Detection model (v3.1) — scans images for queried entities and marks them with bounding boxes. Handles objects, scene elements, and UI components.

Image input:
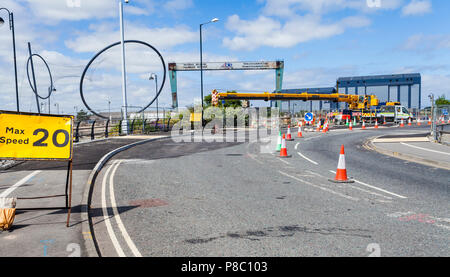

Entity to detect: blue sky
[0,0,448,114]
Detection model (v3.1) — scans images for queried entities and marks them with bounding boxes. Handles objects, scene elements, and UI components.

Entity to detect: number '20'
[33,129,70,148]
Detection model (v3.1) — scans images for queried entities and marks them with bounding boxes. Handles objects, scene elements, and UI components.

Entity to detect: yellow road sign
[0,111,73,160]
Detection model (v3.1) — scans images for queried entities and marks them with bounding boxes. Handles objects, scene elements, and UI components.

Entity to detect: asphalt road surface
[90,126,449,257]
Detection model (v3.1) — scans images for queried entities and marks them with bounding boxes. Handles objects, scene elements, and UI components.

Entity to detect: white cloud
[401,0,432,16]
[65,22,197,53]
[402,34,450,52]
[164,0,193,11]
[261,0,404,16]
[23,0,153,23]
[223,14,370,51]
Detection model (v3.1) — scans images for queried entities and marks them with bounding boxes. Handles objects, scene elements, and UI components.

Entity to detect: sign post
[0,110,74,227]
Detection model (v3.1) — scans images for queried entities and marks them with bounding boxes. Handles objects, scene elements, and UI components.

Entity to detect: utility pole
[119,0,128,134]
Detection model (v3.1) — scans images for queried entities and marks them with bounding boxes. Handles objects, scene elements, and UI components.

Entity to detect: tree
[204,90,242,108]
[76,109,91,122]
[435,95,450,106]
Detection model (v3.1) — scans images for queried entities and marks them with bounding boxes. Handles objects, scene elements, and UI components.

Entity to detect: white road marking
[0,171,41,198]
[278,158,291,165]
[102,160,126,257]
[400,142,450,156]
[307,170,392,200]
[297,152,319,165]
[109,160,143,257]
[247,153,264,164]
[295,143,299,150]
[329,170,407,199]
[279,171,359,201]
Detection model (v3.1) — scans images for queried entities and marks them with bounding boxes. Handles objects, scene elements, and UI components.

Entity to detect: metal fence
[72,117,176,143]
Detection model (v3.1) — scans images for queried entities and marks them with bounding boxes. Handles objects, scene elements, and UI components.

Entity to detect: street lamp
[149,73,159,123]
[119,0,129,134]
[0,7,19,112]
[199,17,219,127]
[47,86,56,114]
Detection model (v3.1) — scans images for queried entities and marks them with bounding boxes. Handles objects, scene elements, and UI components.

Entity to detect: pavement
[87,125,449,257]
[0,135,165,257]
[368,131,450,170]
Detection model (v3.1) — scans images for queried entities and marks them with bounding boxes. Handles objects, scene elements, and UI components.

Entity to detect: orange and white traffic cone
[316,121,321,132]
[428,118,431,125]
[279,134,291,158]
[400,119,404,127]
[286,125,293,141]
[362,120,366,130]
[408,118,412,126]
[297,125,303,138]
[374,120,378,129]
[329,145,354,183]
[417,119,421,126]
[349,121,353,131]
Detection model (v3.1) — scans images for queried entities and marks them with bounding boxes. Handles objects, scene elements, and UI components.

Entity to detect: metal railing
[72,117,175,143]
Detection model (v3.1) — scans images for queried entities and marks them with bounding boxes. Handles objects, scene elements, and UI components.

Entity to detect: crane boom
[212,90,379,110]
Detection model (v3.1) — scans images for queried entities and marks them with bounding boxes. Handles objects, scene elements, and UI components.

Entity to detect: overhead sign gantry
[168,61,284,108]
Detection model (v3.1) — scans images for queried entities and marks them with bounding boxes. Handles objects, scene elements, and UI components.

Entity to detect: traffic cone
[374,120,378,129]
[362,120,366,130]
[417,119,421,126]
[276,131,282,152]
[428,118,431,125]
[316,121,321,132]
[349,121,353,131]
[279,134,291,158]
[297,124,303,138]
[408,118,412,126]
[329,145,354,183]
[286,125,293,141]
[400,119,404,127]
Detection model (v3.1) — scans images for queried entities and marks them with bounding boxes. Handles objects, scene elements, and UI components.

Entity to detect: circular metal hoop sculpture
[26,53,54,100]
[79,40,166,119]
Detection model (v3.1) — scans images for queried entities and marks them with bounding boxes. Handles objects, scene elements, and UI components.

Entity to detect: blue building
[277,73,421,112]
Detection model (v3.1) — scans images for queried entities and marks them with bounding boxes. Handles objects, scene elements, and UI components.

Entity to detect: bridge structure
[168,61,284,108]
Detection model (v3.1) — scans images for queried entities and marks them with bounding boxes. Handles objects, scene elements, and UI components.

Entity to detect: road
[89,126,449,257]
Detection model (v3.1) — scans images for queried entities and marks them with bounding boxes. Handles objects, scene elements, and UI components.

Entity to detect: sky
[0,0,449,115]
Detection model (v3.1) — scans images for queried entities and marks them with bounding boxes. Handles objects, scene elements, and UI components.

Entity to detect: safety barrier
[436,123,450,145]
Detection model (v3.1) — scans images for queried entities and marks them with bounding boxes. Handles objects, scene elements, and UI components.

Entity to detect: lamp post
[47,86,55,114]
[119,0,129,134]
[0,8,19,112]
[199,17,219,127]
[149,73,159,122]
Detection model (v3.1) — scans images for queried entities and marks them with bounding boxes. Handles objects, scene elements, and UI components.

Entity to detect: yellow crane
[211,89,379,110]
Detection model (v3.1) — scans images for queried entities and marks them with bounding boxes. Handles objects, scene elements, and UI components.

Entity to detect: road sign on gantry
[0,111,73,160]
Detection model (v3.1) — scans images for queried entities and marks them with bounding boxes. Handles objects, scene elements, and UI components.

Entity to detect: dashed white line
[0,170,41,198]
[295,143,299,150]
[278,158,291,165]
[279,171,359,201]
[297,152,319,165]
[329,170,407,199]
